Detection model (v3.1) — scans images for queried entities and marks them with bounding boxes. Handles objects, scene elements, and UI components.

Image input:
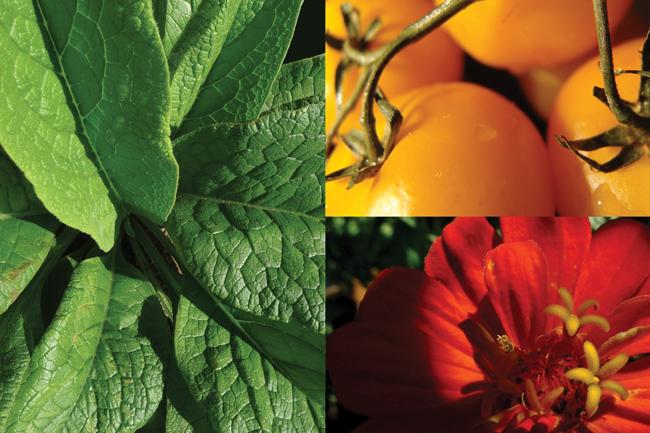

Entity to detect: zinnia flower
[327,217,650,433]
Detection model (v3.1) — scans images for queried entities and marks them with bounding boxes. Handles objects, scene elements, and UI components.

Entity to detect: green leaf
[158,0,242,128]
[0,152,57,314]
[262,55,325,112]
[4,255,169,433]
[0,286,43,433]
[168,96,324,331]
[166,90,324,430]
[0,0,178,251]
[172,297,325,432]
[178,0,304,132]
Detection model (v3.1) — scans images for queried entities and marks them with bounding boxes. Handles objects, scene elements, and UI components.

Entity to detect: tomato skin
[326,0,463,131]
[434,0,633,72]
[326,83,555,216]
[547,38,648,216]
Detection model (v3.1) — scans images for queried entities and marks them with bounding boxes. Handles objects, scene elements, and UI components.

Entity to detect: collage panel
[325,0,650,216]
[326,217,650,432]
[0,1,325,432]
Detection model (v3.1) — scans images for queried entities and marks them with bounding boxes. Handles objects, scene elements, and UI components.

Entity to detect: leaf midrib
[177,191,322,221]
[33,0,126,211]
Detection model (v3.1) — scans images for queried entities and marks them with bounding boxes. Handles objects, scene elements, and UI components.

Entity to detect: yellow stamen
[577,299,599,315]
[585,384,602,418]
[600,326,646,354]
[566,367,598,384]
[600,379,629,400]
[558,287,574,312]
[541,386,565,409]
[583,341,600,373]
[565,341,630,418]
[598,353,629,378]
[566,314,580,337]
[545,289,610,337]
[544,304,570,321]
[524,379,543,413]
[580,315,611,333]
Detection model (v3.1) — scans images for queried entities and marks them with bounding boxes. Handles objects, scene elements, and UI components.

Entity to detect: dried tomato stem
[359,0,477,164]
[592,0,647,127]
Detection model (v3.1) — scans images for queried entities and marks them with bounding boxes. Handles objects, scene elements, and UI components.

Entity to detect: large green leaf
[0,286,42,433]
[4,256,169,433]
[166,62,324,429]
[158,0,242,128]
[168,96,324,332]
[0,0,178,251]
[171,298,325,432]
[262,55,325,112]
[178,0,304,133]
[0,152,56,315]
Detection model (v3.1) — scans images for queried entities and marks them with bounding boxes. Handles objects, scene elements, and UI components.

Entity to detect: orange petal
[574,219,650,318]
[484,241,551,349]
[500,217,590,293]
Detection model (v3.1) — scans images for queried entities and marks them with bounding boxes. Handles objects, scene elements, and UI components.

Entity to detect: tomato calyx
[326,0,477,188]
[556,2,650,173]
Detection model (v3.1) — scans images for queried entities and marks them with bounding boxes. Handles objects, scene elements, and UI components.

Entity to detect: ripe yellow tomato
[547,38,648,215]
[326,83,555,216]
[434,0,633,72]
[326,0,463,131]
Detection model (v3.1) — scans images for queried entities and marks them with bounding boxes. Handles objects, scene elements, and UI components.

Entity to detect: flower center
[476,288,630,432]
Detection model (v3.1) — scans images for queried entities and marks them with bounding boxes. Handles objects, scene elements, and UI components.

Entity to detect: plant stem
[130,236,174,320]
[592,0,646,127]
[358,0,477,163]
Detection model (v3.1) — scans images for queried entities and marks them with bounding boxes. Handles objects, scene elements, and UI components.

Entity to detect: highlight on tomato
[326,0,463,131]
[434,0,633,72]
[326,82,555,216]
[547,37,649,215]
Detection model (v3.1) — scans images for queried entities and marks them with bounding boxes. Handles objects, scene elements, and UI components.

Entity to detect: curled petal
[584,341,600,373]
[544,304,570,321]
[558,287,574,311]
[577,299,599,315]
[566,367,596,384]
[598,353,630,378]
[580,314,611,333]
[566,314,580,337]
[600,379,629,400]
[524,379,543,413]
[586,384,602,418]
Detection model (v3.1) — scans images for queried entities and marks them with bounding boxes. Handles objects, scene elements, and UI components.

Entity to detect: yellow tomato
[326,83,555,216]
[435,0,633,72]
[547,38,649,215]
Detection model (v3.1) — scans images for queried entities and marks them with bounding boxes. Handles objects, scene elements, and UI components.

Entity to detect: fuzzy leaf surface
[0,286,42,432]
[166,66,324,429]
[0,0,178,251]
[4,256,168,433]
[178,0,303,132]
[262,55,325,112]
[0,153,56,314]
[158,0,242,128]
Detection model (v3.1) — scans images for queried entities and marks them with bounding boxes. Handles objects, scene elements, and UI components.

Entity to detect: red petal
[592,295,650,357]
[424,217,502,333]
[485,241,551,349]
[327,268,483,417]
[573,219,650,316]
[500,217,590,293]
[587,357,650,433]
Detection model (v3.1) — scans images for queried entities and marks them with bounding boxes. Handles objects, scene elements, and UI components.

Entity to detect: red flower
[328,218,650,433]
